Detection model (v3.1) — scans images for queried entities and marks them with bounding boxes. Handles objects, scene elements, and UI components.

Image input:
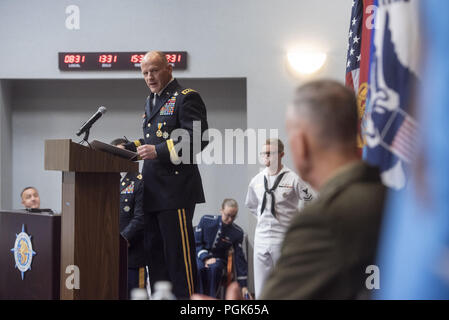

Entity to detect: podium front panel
[0,211,61,299]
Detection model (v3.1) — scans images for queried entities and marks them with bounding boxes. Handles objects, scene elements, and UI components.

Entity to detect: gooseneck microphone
[76,106,107,136]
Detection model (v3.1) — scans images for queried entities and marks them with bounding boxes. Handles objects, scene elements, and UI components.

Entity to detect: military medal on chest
[156,123,163,137]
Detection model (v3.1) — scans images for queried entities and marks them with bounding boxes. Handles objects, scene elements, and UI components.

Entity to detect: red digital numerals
[98,55,117,63]
[130,54,144,63]
[165,54,181,63]
[64,55,85,64]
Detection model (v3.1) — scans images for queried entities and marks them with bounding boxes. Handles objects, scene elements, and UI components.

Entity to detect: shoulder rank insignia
[181,88,196,95]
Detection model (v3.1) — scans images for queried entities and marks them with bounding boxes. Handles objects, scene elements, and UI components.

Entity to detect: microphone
[76,106,107,136]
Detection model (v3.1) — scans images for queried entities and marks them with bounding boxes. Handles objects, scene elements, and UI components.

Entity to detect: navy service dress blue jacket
[119,172,145,268]
[195,215,248,288]
[125,79,209,212]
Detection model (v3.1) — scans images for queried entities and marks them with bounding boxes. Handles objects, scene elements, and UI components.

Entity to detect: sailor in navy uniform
[124,51,208,299]
[194,199,249,298]
[112,138,146,298]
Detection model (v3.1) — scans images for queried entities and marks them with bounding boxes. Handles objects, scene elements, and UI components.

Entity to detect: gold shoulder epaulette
[181,88,196,95]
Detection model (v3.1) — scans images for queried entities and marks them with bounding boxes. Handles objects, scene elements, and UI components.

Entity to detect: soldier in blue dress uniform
[120,171,146,297]
[194,199,250,298]
[112,138,146,298]
[124,51,208,299]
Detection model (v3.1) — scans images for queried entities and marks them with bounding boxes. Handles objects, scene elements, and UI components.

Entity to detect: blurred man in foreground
[193,79,387,300]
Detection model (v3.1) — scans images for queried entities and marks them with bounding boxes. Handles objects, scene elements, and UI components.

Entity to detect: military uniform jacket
[194,215,248,287]
[260,161,387,299]
[126,79,209,212]
[245,166,316,245]
[120,172,145,268]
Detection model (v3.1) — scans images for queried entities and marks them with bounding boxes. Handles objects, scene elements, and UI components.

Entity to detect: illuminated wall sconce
[287,50,327,76]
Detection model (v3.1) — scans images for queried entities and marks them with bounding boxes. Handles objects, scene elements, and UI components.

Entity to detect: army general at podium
[125,51,208,299]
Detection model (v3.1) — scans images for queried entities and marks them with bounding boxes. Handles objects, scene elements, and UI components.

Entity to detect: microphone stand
[78,127,92,148]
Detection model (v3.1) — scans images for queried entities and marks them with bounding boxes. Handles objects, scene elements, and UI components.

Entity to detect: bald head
[143,51,169,66]
[141,51,173,94]
[291,80,358,149]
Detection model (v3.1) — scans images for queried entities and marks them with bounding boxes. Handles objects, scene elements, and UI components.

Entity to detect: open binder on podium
[90,140,139,161]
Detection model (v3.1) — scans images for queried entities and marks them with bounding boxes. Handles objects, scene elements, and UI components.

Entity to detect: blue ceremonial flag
[363,0,420,189]
[375,0,449,299]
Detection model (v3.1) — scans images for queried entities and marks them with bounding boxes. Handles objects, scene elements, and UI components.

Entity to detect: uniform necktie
[260,171,287,217]
[151,94,158,114]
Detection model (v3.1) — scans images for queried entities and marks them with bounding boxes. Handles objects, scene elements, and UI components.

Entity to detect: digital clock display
[58,52,187,71]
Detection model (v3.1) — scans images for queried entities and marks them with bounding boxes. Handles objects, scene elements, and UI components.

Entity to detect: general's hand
[137,144,157,160]
[205,258,217,268]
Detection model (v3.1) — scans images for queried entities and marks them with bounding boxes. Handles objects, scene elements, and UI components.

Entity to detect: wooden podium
[45,139,138,300]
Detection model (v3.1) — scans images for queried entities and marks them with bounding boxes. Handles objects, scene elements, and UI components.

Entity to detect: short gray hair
[292,80,358,147]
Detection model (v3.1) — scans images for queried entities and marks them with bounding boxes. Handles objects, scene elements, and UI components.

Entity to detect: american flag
[390,113,419,164]
[345,0,363,92]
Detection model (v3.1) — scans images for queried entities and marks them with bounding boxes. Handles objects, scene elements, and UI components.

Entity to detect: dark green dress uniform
[260,161,387,299]
[125,78,208,299]
[119,172,145,297]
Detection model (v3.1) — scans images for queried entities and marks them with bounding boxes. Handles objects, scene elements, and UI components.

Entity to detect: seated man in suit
[21,186,40,209]
[194,199,250,298]
[111,138,146,298]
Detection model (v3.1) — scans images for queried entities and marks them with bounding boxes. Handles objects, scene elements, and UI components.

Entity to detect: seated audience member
[21,186,40,209]
[111,138,146,298]
[259,80,387,299]
[194,199,250,298]
[192,80,387,300]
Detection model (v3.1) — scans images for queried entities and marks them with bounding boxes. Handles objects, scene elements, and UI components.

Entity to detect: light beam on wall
[287,50,327,75]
